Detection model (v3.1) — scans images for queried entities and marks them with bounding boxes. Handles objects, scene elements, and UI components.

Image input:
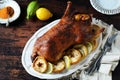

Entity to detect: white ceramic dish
[21,19,102,79]
[0,0,21,24]
[90,0,120,15]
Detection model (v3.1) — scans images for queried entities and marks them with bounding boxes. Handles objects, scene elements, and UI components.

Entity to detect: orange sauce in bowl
[0,6,14,19]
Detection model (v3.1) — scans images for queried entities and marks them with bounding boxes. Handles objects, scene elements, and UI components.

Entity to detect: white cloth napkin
[79,18,120,80]
[99,32,120,75]
[99,32,120,80]
[99,64,112,74]
[80,71,112,80]
[101,54,120,63]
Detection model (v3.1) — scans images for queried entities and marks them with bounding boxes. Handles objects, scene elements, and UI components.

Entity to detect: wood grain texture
[0,0,120,80]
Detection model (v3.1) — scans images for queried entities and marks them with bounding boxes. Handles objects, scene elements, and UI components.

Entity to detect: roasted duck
[32,1,104,62]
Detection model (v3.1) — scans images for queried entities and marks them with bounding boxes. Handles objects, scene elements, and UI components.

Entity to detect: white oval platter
[21,19,102,79]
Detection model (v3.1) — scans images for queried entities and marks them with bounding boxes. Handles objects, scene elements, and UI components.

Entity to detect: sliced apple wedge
[68,49,82,64]
[74,44,88,56]
[32,56,48,73]
[85,42,93,54]
[91,40,98,50]
[81,45,88,56]
[73,44,83,49]
[45,62,53,74]
[63,56,71,69]
[53,60,65,73]
[78,49,85,58]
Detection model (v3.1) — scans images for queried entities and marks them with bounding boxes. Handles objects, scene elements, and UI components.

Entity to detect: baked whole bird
[31,1,104,62]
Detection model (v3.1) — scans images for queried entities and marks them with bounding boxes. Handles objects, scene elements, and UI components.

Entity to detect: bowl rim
[90,0,120,15]
[0,0,21,24]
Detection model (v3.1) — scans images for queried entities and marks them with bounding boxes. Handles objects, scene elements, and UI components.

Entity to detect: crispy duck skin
[32,1,104,62]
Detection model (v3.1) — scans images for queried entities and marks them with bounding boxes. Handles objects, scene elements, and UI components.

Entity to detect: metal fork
[84,33,118,75]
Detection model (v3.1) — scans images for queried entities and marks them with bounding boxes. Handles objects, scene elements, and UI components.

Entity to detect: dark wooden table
[0,0,120,80]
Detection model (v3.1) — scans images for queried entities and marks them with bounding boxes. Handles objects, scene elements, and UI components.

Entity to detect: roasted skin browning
[32,1,104,62]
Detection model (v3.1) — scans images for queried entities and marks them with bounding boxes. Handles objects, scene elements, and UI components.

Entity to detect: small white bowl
[90,0,120,15]
[0,0,21,24]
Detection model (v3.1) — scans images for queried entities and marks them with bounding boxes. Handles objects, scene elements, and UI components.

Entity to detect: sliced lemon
[32,56,48,73]
[63,56,71,69]
[45,62,53,74]
[36,8,53,21]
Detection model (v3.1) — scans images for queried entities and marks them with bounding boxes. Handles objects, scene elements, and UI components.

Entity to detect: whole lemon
[36,8,53,21]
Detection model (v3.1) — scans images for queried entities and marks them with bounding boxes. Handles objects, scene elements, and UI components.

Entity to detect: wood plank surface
[0,0,120,80]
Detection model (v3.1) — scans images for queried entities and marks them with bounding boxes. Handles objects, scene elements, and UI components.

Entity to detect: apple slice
[85,42,93,54]
[32,56,48,73]
[91,40,98,50]
[73,44,83,49]
[68,49,82,64]
[78,49,85,58]
[63,56,71,69]
[53,60,65,73]
[45,62,53,74]
[81,45,88,56]
[74,44,88,57]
